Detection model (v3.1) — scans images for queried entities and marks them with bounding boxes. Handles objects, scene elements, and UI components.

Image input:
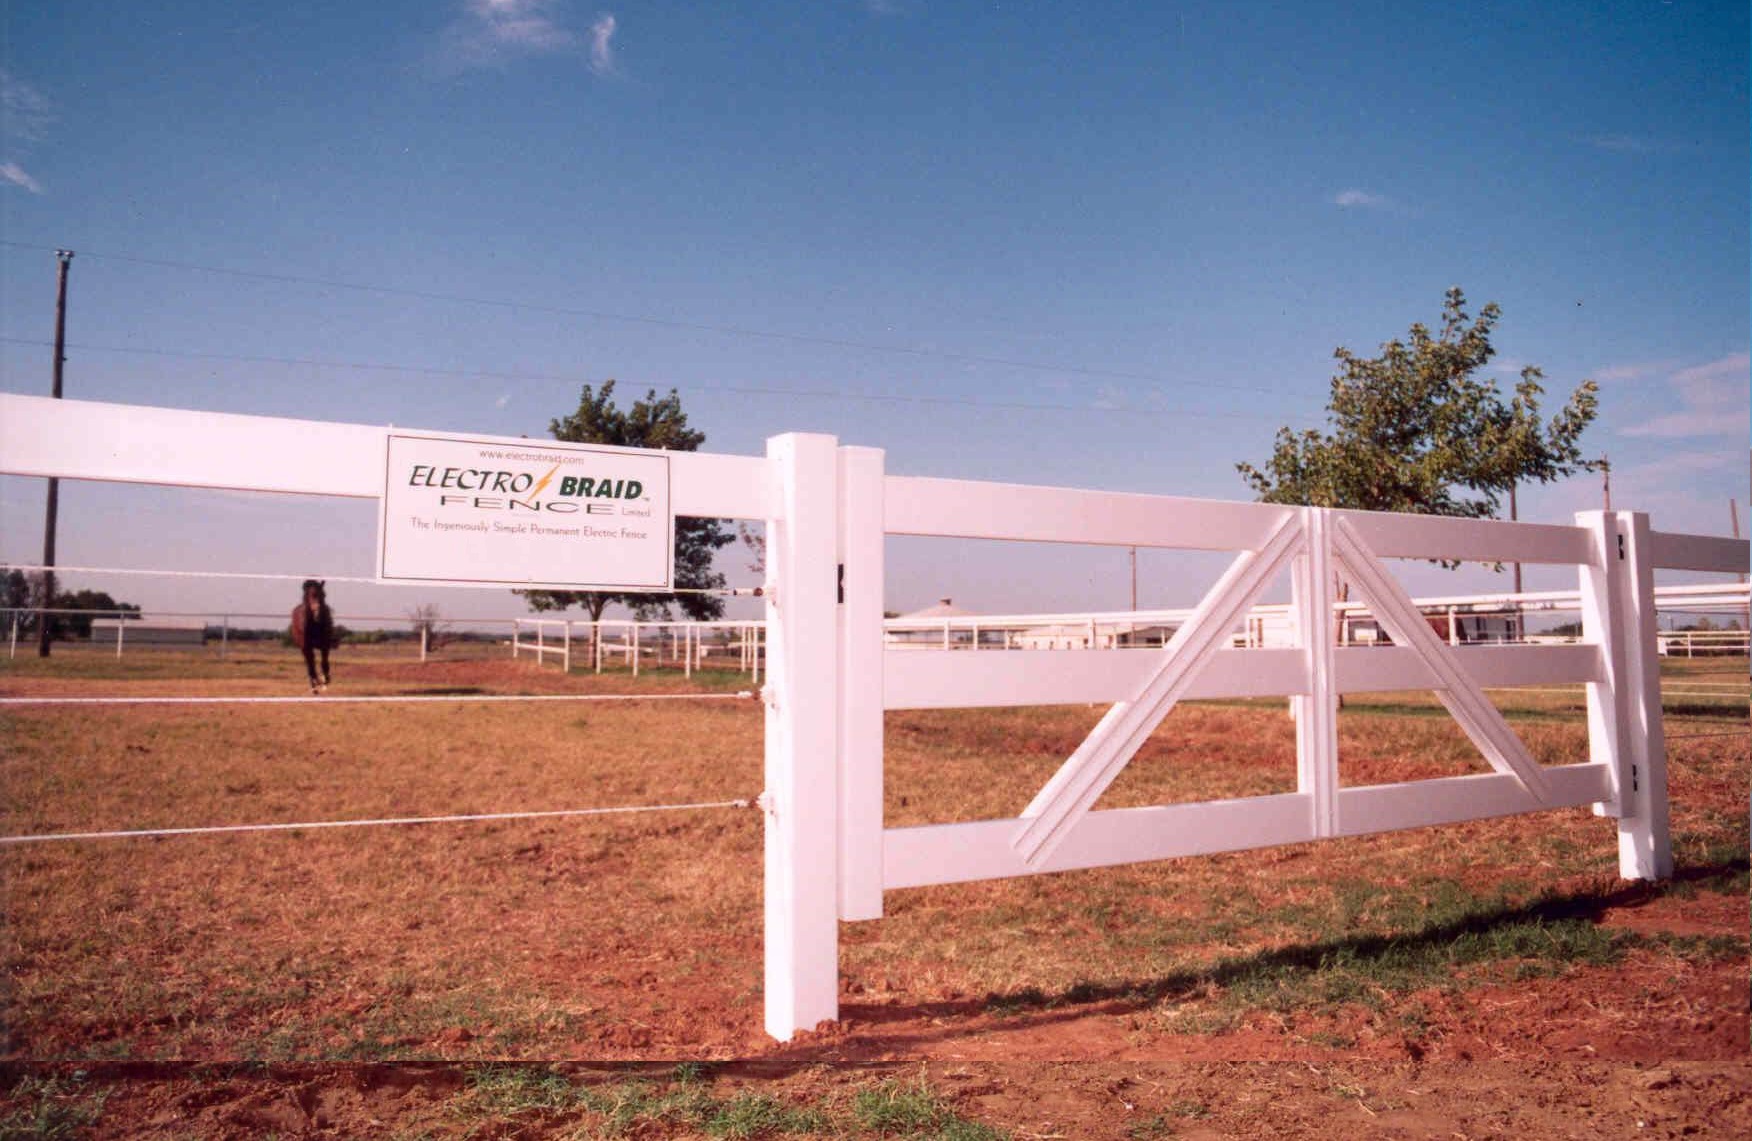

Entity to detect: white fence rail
[3,395,1747,1045]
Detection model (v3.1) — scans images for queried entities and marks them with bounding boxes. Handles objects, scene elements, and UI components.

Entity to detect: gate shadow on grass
[825,856,1749,1051]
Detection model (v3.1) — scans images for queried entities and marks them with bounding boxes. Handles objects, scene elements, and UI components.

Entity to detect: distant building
[884,598,1005,649]
[88,617,205,646]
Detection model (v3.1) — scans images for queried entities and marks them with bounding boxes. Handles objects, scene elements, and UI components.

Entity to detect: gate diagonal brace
[1011,512,1306,867]
[1331,516,1552,805]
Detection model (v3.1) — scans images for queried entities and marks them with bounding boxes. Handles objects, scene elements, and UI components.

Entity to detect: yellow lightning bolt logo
[529,464,560,498]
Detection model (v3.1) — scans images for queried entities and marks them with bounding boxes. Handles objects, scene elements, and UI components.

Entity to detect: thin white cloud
[1,69,52,143]
[1331,189,1394,211]
[1669,352,1750,388]
[0,162,42,195]
[1591,358,1676,383]
[1,69,52,196]
[1620,352,1751,439]
[1617,449,1737,484]
[1587,133,1656,154]
[588,13,617,76]
[433,1,611,74]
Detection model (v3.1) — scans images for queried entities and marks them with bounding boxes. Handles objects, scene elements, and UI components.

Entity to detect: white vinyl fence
[3,395,1746,1044]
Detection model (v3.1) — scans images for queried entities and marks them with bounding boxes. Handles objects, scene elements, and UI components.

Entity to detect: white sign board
[378,433,673,591]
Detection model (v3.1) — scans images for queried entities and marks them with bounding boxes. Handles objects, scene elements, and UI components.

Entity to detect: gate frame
[758,436,1747,1041]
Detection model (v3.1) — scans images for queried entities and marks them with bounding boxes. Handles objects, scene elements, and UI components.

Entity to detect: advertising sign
[378,433,672,590]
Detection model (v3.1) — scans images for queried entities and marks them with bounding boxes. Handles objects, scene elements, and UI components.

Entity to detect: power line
[0,237,1315,400]
[0,334,1307,423]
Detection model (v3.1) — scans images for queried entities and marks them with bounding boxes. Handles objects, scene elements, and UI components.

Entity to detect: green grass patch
[973,869,1745,1036]
[0,1075,110,1141]
[441,1067,1006,1140]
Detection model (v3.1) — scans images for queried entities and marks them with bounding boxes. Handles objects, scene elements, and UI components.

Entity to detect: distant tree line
[2,568,140,640]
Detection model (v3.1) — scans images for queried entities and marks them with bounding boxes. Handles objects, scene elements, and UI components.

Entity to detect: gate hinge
[837,563,845,604]
[1617,535,1626,561]
[1631,762,1639,792]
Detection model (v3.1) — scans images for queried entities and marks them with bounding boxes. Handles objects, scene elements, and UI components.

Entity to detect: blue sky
[1,0,1746,622]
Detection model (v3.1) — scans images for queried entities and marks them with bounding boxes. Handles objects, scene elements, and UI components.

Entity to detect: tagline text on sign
[378,433,673,590]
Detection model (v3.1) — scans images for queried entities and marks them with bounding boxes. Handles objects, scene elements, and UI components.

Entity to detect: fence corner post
[763,431,843,1041]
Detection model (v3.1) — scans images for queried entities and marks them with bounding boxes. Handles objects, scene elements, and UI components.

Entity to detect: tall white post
[631,621,640,676]
[838,445,886,921]
[563,621,572,674]
[1613,511,1673,879]
[594,622,603,673]
[221,615,229,659]
[8,612,17,660]
[763,432,843,1041]
[420,623,428,663]
[1291,508,1338,838]
[116,616,125,659]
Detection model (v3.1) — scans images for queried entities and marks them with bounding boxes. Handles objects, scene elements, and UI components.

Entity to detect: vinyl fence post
[9,612,17,660]
[1577,511,1671,879]
[631,621,640,676]
[563,621,572,674]
[1612,511,1673,880]
[116,614,125,659]
[838,444,886,922]
[1291,507,1338,839]
[420,622,429,663]
[594,622,603,674]
[763,431,843,1041]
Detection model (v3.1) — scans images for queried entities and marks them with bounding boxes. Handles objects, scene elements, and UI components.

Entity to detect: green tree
[517,381,734,624]
[1238,288,1600,521]
[1,572,142,640]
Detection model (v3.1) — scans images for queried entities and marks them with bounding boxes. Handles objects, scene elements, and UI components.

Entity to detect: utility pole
[1601,455,1611,512]
[36,249,72,658]
[1508,482,1522,595]
[1507,481,1523,643]
[1732,498,1745,587]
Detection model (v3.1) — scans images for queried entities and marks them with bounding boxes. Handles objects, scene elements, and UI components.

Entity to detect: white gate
[3,399,1746,1045]
[756,435,1749,1041]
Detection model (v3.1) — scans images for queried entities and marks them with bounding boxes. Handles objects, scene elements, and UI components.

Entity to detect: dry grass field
[1,642,1746,1138]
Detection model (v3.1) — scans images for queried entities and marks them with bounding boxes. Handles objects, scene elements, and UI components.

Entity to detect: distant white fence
[3,395,1747,1045]
[511,617,763,679]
